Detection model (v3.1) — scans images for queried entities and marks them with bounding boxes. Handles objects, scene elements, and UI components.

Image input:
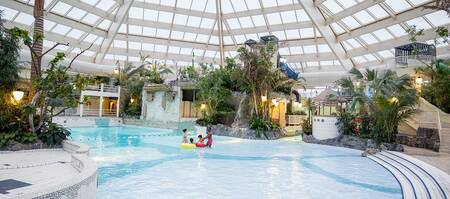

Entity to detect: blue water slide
[280,62,300,80]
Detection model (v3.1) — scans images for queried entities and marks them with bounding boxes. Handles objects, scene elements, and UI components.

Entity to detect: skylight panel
[97,19,111,30]
[364,54,377,61]
[387,24,406,37]
[346,38,362,48]
[67,29,85,39]
[279,47,290,56]
[184,32,197,41]
[303,45,316,54]
[0,6,18,20]
[84,34,98,43]
[82,13,100,25]
[209,36,219,44]
[113,40,127,48]
[200,18,215,29]
[353,10,375,24]
[221,0,234,14]
[180,48,192,55]
[128,41,142,50]
[281,11,297,24]
[245,0,260,10]
[266,13,282,25]
[385,0,411,13]
[330,23,345,34]
[196,34,209,43]
[353,56,367,63]
[251,15,266,26]
[81,0,99,6]
[342,41,353,50]
[104,54,114,60]
[425,11,450,26]
[55,44,69,51]
[192,49,204,56]
[144,9,158,21]
[94,37,103,45]
[320,60,335,66]
[156,29,170,38]
[322,1,343,14]
[128,56,140,62]
[44,20,56,31]
[204,50,217,58]
[378,50,394,58]
[290,46,303,54]
[231,0,248,12]
[336,0,356,8]
[43,40,56,48]
[158,11,173,23]
[223,36,234,45]
[177,0,192,9]
[372,29,394,41]
[143,27,156,37]
[367,4,389,19]
[52,2,71,15]
[129,7,144,19]
[317,44,331,52]
[168,46,181,54]
[160,0,176,7]
[192,0,207,11]
[239,17,254,28]
[272,31,286,40]
[205,0,216,13]
[406,17,432,30]
[285,29,300,39]
[296,10,309,21]
[245,33,259,41]
[174,14,188,25]
[307,61,319,67]
[142,43,155,51]
[118,24,126,33]
[186,16,201,27]
[360,33,378,44]
[408,0,429,6]
[341,16,360,29]
[154,45,167,52]
[300,28,314,38]
[96,0,115,11]
[67,7,86,20]
[261,0,277,8]
[129,25,143,35]
[227,18,241,29]
[234,35,246,44]
[52,24,71,35]
[171,31,184,40]
[277,0,294,6]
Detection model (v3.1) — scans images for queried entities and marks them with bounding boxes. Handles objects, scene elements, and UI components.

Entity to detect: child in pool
[181,129,188,143]
[196,135,206,147]
[189,138,194,144]
[204,127,213,147]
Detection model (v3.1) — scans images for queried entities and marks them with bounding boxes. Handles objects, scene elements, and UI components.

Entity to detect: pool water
[70,126,402,199]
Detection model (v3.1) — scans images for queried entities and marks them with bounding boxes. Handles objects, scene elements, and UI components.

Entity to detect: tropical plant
[249,116,279,138]
[416,60,450,113]
[300,118,312,135]
[37,122,71,146]
[146,63,173,84]
[335,110,356,135]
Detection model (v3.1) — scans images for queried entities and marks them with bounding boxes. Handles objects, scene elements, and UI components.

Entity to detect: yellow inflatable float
[180,143,196,149]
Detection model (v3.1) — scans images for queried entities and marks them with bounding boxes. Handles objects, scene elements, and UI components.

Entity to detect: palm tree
[146,62,173,84]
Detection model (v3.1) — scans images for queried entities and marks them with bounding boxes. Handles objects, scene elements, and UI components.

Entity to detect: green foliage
[145,63,173,84]
[287,110,307,115]
[300,118,312,135]
[335,111,356,135]
[249,116,279,138]
[417,61,450,113]
[37,123,71,147]
[0,25,24,98]
[336,68,418,143]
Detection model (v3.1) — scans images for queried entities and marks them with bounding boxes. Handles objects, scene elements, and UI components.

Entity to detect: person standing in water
[205,126,213,147]
[181,129,188,143]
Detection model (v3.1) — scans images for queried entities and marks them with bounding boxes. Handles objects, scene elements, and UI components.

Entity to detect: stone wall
[143,87,181,123]
[210,124,287,140]
[303,134,404,152]
[396,127,440,152]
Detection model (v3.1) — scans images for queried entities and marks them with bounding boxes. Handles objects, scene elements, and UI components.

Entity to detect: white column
[140,89,146,119]
[116,86,121,118]
[99,84,104,117]
[79,92,84,117]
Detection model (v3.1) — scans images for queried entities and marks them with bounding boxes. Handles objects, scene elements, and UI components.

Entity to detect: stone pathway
[403,146,450,175]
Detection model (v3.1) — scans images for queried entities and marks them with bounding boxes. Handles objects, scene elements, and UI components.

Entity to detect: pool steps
[368,151,449,199]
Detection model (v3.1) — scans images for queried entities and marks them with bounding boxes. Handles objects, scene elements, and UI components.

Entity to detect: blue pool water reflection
[70,126,402,199]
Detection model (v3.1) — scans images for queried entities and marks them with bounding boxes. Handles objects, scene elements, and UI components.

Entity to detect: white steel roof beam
[298,0,353,70]
[326,0,385,25]
[132,1,216,19]
[95,0,134,63]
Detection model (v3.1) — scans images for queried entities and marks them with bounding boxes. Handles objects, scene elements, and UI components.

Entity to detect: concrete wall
[312,116,339,140]
[143,87,181,123]
[53,116,123,127]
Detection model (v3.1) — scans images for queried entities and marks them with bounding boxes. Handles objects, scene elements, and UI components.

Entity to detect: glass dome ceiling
[0,0,449,73]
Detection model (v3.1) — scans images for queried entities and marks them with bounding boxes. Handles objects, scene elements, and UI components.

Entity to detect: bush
[37,123,71,147]
[249,116,279,138]
[301,118,312,135]
[335,111,356,135]
[287,110,307,115]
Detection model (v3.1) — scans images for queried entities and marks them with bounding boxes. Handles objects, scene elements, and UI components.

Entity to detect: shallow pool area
[70,126,402,199]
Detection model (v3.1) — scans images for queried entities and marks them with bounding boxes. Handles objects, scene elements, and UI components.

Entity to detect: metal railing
[286,115,306,126]
[84,84,119,93]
